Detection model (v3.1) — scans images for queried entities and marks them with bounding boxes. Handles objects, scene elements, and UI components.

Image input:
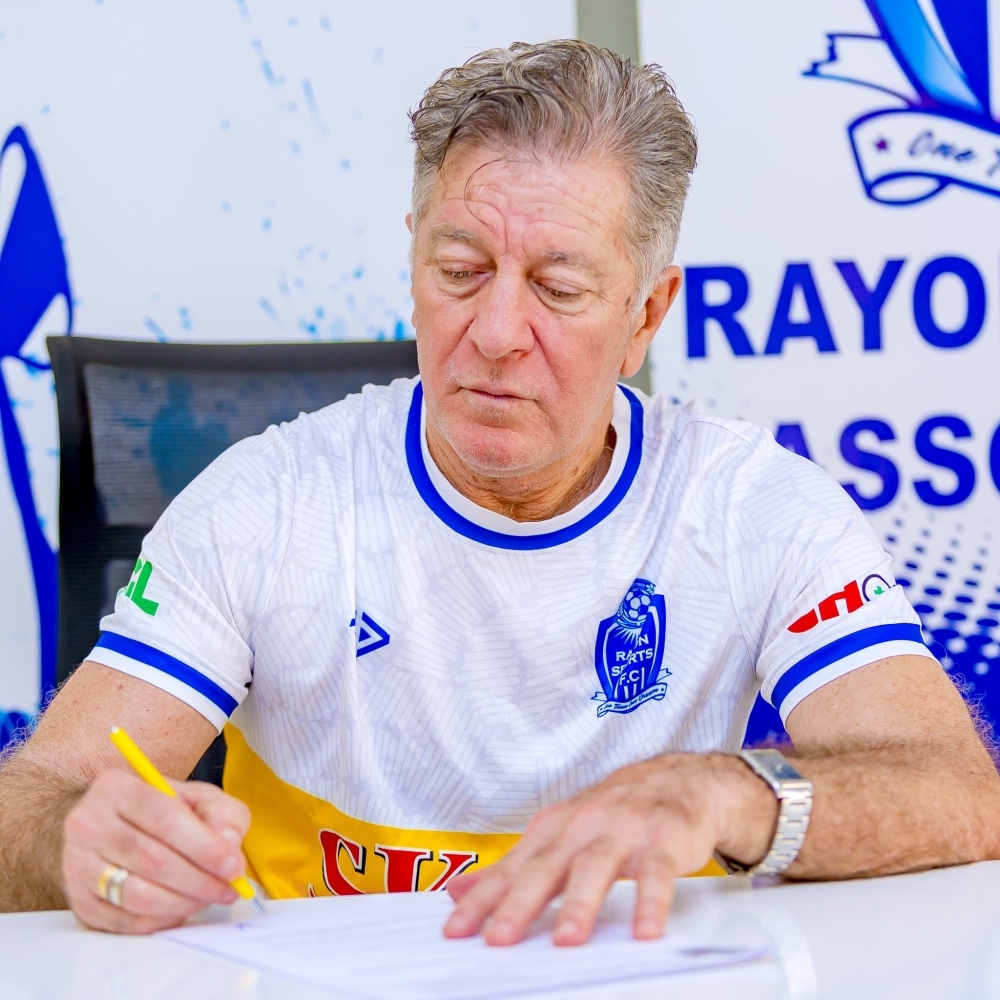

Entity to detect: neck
[425,401,617,523]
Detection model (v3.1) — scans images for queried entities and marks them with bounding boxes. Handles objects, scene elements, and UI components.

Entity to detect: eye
[537,282,582,302]
[443,269,477,280]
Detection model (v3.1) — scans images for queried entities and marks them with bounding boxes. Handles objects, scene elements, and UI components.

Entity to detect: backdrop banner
[644,0,1000,742]
[0,1,573,737]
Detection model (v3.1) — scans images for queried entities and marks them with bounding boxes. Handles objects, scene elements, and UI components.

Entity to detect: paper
[161,891,768,1000]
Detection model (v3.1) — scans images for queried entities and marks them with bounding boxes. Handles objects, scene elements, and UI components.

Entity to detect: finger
[175,780,251,848]
[481,850,573,946]
[71,887,191,935]
[111,776,244,882]
[446,869,485,902]
[632,852,677,940]
[443,865,513,939]
[91,857,211,919]
[103,817,238,905]
[552,840,625,946]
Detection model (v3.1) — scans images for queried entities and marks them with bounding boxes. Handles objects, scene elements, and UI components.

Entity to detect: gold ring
[97,864,129,908]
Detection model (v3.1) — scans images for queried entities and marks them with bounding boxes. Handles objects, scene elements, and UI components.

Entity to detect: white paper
[161,891,768,1000]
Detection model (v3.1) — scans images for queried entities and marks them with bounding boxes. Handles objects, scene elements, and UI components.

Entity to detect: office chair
[50,335,419,782]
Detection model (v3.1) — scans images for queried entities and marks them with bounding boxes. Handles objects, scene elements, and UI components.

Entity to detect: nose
[465,269,535,362]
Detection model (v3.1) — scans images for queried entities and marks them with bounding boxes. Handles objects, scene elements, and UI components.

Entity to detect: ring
[97,864,129,908]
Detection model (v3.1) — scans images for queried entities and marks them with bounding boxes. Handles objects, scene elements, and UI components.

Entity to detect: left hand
[443,752,778,946]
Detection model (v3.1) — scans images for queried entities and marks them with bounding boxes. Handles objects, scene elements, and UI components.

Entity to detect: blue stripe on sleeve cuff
[770,623,925,713]
[96,632,239,717]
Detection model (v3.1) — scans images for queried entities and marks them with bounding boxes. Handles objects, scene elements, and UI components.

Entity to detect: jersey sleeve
[86,425,296,731]
[724,432,938,725]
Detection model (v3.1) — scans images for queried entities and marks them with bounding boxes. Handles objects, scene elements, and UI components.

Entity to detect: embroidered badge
[592,579,670,717]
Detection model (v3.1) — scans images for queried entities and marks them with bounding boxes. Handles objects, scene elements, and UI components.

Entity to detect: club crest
[592,579,670,717]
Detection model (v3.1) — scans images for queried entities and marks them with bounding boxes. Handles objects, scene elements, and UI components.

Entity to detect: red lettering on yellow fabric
[374,845,433,893]
[318,829,367,895]
[428,851,479,891]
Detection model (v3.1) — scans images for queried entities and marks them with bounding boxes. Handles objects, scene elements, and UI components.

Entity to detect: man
[1,40,998,946]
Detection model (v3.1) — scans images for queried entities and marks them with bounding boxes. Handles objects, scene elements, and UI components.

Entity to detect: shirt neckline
[405,381,644,550]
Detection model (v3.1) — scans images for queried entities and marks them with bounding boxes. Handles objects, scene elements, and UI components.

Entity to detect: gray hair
[408,39,697,301]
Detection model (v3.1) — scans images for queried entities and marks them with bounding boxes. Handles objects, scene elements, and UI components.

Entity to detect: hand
[62,768,251,934]
[443,753,777,946]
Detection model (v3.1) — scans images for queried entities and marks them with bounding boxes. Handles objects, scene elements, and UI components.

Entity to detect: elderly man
[1,40,997,946]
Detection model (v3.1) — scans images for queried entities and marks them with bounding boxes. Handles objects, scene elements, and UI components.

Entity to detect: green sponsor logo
[120,557,159,616]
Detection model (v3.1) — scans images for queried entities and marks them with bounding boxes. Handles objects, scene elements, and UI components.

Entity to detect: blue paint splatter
[234,0,250,21]
[178,307,191,331]
[319,15,330,30]
[302,80,329,134]
[262,218,272,231]
[144,318,168,341]
[288,139,300,154]
[221,201,231,212]
[251,38,284,87]
[340,159,350,169]
[259,297,282,325]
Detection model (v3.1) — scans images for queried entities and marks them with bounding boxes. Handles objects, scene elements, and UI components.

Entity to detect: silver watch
[714,749,813,877]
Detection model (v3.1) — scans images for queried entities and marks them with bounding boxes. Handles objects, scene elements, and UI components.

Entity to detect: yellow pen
[109,726,265,915]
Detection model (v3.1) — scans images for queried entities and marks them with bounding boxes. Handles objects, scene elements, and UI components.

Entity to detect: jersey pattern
[88,378,934,898]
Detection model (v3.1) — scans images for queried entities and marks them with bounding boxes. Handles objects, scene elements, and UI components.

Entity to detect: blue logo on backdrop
[592,579,670,717]
[807,0,1000,205]
[0,125,72,704]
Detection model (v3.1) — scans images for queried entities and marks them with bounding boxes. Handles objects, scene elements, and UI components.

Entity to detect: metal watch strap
[714,749,814,877]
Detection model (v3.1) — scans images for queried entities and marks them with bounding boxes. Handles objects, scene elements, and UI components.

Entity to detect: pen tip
[251,896,266,916]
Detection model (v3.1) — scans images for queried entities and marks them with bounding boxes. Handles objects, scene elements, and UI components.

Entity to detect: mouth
[460,386,529,407]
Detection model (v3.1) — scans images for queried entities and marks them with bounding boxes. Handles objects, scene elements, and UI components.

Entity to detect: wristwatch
[714,749,814,877]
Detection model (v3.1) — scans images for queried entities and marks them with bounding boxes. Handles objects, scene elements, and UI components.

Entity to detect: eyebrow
[427,226,480,245]
[427,227,600,273]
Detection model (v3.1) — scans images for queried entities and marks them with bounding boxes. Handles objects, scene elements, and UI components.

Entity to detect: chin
[449,427,542,476]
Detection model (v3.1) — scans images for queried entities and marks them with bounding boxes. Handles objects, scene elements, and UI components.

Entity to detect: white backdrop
[0,0,574,717]
[644,0,1000,735]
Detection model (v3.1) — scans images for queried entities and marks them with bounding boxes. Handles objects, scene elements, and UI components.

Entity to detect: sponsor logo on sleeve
[119,557,159,616]
[592,578,671,716]
[787,573,891,633]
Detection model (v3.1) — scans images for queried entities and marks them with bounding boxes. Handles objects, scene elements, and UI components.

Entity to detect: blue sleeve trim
[96,631,239,716]
[770,623,925,712]
[405,381,644,550]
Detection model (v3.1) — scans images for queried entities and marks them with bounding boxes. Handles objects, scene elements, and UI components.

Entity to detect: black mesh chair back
[49,335,418,778]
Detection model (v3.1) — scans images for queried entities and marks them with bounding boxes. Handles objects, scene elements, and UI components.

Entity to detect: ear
[620,265,683,379]
[405,213,413,234]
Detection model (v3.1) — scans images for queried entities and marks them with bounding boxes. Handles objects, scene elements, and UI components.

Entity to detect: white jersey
[90,377,933,897]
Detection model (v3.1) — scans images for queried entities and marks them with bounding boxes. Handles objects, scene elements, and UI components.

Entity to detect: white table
[2,861,999,999]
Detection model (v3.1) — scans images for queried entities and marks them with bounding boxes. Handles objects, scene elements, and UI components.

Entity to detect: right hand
[62,767,251,933]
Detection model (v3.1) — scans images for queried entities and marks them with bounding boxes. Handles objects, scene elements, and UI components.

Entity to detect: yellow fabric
[223,724,724,898]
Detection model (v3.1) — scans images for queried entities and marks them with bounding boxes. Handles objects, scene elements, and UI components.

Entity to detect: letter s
[839,419,899,511]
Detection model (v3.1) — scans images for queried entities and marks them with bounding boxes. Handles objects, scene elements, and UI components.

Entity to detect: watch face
[752,749,805,782]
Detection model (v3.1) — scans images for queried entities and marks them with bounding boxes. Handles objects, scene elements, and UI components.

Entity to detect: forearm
[789,744,1000,878]
[0,745,85,911]
[715,742,1000,880]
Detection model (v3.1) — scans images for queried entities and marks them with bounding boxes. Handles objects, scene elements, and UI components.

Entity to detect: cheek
[412,277,473,371]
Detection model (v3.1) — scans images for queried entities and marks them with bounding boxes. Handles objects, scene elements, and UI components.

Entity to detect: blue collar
[405,382,644,550]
